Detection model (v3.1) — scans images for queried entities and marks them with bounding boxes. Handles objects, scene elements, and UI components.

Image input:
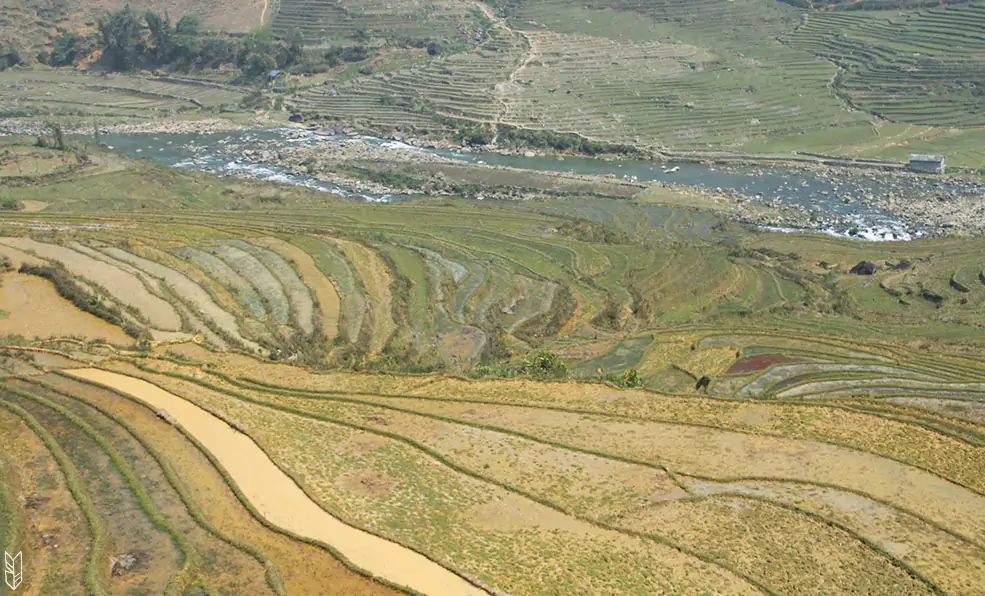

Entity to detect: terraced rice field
[4,157,985,593]
[286,0,877,151]
[270,0,482,43]
[3,336,984,594]
[0,69,245,118]
[6,194,985,371]
[274,0,985,163]
[292,27,524,128]
[784,3,985,128]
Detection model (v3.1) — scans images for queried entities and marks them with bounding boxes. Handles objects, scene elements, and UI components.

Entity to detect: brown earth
[0,272,133,344]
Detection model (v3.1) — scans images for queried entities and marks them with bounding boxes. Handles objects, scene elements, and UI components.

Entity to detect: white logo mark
[4,551,22,591]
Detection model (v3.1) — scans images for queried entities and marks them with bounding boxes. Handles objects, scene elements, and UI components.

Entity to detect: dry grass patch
[617,496,933,595]
[0,405,90,595]
[376,397,985,546]
[404,376,985,494]
[686,478,985,595]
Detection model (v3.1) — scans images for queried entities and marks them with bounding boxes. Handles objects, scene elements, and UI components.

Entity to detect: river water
[97,127,972,241]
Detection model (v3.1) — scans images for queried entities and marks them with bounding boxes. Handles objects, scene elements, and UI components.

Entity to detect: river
[97,127,976,241]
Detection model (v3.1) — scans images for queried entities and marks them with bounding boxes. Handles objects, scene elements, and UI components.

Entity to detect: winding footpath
[64,368,488,596]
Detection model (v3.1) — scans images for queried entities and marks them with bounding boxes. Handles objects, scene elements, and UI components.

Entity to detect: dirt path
[64,368,487,596]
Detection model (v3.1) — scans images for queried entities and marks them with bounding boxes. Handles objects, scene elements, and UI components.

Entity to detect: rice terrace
[2,0,985,594]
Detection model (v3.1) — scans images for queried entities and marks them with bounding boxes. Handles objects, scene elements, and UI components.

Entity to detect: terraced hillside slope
[4,0,985,163]
[281,0,985,165]
[2,329,985,594]
[2,140,985,594]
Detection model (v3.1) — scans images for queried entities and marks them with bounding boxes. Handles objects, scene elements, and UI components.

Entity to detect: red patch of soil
[727,354,801,374]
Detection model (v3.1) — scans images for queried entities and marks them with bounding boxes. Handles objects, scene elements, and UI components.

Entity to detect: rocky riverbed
[9,118,983,239]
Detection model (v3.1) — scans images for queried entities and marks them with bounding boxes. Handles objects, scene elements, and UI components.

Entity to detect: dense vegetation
[37,7,306,79]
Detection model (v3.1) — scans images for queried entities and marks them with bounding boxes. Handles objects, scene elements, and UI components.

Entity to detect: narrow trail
[64,368,489,596]
[469,0,535,132]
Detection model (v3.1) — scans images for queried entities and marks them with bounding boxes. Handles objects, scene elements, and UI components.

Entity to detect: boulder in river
[850,261,878,275]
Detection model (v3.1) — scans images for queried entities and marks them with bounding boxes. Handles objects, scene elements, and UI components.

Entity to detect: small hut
[907,154,945,174]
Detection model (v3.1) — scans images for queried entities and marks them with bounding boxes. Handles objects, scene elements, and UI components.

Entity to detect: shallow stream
[97,128,975,241]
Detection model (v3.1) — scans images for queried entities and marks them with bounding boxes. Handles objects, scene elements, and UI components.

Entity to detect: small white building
[907,154,945,174]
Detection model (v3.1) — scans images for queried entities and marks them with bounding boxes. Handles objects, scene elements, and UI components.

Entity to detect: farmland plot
[99,246,260,352]
[250,236,342,340]
[0,237,182,330]
[209,244,291,325]
[227,240,316,334]
[175,246,268,319]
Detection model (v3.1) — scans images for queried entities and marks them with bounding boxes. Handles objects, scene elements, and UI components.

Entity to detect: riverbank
[9,118,984,239]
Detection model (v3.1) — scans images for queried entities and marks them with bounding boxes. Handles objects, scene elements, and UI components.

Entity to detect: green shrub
[521,351,568,379]
[622,368,644,388]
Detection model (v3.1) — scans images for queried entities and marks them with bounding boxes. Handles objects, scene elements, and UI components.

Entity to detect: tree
[197,37,237,68]
[49,32,83,66]
[522,351,567,379]
[622,369,644,388]
[175,13,203,36]
[238,27,277,77]
[0,42,22,71]
[277,28,304,69]
[98,5,144,71]
[145,11,173,63]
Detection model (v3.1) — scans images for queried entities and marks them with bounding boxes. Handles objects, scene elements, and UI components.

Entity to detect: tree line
[37,6,305,79]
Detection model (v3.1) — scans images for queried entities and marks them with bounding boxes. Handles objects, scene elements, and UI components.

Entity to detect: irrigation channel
[100,128,977,241]
[65,368,489,596]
